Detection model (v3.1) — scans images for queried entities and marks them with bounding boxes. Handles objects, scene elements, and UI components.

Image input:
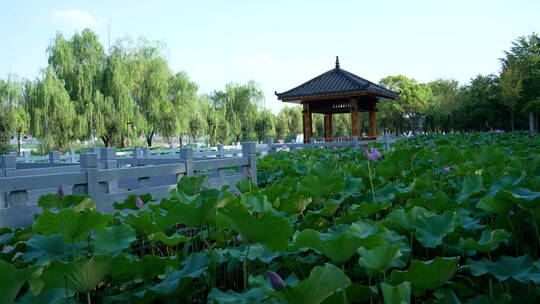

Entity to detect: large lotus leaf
[219,210,293,252]
[159,189,220,228]
[415,211,455,248]
[91,225,136,256]
[294,227,364,264]
[0,260,35,304]
[138,253,210,297]
[277,193,312,215]
[433,288,461,304]
[37,194,94,211]
[208,287,268,304]
[177,175,208,196]
[265,263,351,304]
[237,179,258,194]
[110,255,177,282]
[358,238,403,275]
[297,174,345,202]
[124,210,159,234]
[311,162,336,178]
[220,243,281,263]
[37,255,113,293]
[16,288,73,304]
[391,257,459,296]
[245,194,273,213]
[486,176,522,197]
[459,229,510,254]
[374,184,396,203]
[386,207,428,233]
[33,209,111,243]
[381,282,411,304]
[470,146,505,168]
[508,187,540,208]
[149,232,189,247]
[457,174,483,202]
[321,283,373,304]
[467,255,536,283]
[435,145,463,165]
[476,197,512,214]
[342,176,364,196]
[23,233,86,265]
[264,183,290,204]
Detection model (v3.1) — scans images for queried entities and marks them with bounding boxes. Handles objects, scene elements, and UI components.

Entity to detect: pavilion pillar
[369,102,378,137]
[302,103,313,143]
[350,99,360,138]
[324,113,333,141]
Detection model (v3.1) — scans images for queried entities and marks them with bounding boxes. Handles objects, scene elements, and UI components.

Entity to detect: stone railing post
[49,151,60,165]
[384,134,391,151]
[23,151,30,163]
[100,147,118,193]
[132,147,142,166]
[142,147,150,158]
[180,147,194,177]
[267,137,276,155]
[79,153,99,202]
[217,144,224,157]
[69,149,77,163]
[0,155,16,208]
[241,142,257,185]
[352,135,360,148]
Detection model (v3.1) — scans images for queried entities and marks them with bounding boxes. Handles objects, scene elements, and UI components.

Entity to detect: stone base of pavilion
[313,136,378,143]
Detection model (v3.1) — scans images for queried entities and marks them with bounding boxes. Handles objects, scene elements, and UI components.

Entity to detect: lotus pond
[1,132,540,303]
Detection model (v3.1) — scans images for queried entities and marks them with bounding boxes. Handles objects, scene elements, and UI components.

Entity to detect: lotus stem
[243,243,251,290]
[367,160,376,203]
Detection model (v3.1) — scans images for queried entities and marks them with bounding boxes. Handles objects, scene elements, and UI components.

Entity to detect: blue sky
[1,0,539,112]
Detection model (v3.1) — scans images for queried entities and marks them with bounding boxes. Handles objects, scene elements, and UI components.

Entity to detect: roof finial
[335,56,340,69]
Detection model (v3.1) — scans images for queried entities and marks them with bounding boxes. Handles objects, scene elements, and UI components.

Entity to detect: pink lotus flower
[427,140,436,148]
[268,271,285,290]
[443,166,451,172]
[57,185,65,198]
[364,148,382,162]
[135,196,144,208]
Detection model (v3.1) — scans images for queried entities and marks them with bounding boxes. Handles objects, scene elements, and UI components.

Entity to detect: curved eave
[278,90,399,102]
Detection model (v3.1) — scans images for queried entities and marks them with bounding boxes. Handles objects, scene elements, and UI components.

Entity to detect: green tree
[254,109,276,142]
[169,71,199,145]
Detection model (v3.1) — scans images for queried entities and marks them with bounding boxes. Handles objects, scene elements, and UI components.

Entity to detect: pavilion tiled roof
[276,57,399,101]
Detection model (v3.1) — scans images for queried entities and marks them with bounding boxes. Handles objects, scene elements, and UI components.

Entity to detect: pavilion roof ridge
[275,62,398,101]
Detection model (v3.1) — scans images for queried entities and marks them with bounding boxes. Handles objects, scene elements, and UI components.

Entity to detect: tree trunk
[101,136,111,147]
[17,131,21,156]
[146,130,155,147]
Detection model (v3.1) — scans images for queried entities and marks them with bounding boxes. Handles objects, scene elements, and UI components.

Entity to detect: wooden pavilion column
[302,103,313,143]
[324,113,333,141]
[350,98,360,138]
[369,102,377,137]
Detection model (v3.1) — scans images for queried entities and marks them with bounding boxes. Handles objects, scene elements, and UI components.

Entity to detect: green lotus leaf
[433,288,461,304]
[16,288,73,304]
[435,145,463,164]
[23,233,87,264]
[37,194,94,211]
[265,263,351,304]
[294,227,363,264]
[321,283,374,304]
[457,174,482,202]
[459,229,510,254]
[219,210,293,252]
[415,211,455,248]
[391,256,459,296]
[33,208,112,243]
[509,187,540,208]
[467,255,536,283]
[159,189,220,228]
[0,260,36,304]
[125,210,159,234]
[470,146,505,168]
[476,196,512,214]
[138,252,211,297]
[381,281,411,304]
[297,174,345,202]
[208,287,267,304]
[386,207,428,233]
[113,194,152,211]
[36,255,114,293]
[177,175,208,196]
[245,194,273,213]
[110,255,177,282]
[149,232,189,247]
[358,239,403,275]
[91,225,137,256]
[237,179,258,193]
[277,193,312,216]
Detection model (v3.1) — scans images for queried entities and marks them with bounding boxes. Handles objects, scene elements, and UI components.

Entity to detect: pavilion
[275,57,399,143]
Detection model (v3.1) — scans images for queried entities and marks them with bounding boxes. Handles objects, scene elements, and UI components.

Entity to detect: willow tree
[211,81,263,143]
[27,69,77,151]
[131,42,171,146]
[47,29,106,139]
[99,43,139,147]
[254,109,276,142]
[169,71,199,145]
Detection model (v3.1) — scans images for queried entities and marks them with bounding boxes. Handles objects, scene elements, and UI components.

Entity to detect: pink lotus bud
[235,234,247,243]
[507,210,515,216]
[135,196,144,208]
[247,167,253,178]
[268,271,285,291]
[57,185,65,198]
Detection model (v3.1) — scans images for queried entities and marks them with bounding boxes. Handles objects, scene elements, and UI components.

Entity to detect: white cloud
[52,9,100,30]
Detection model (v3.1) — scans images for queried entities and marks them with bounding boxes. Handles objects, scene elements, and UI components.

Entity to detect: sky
[0,0,539,113]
